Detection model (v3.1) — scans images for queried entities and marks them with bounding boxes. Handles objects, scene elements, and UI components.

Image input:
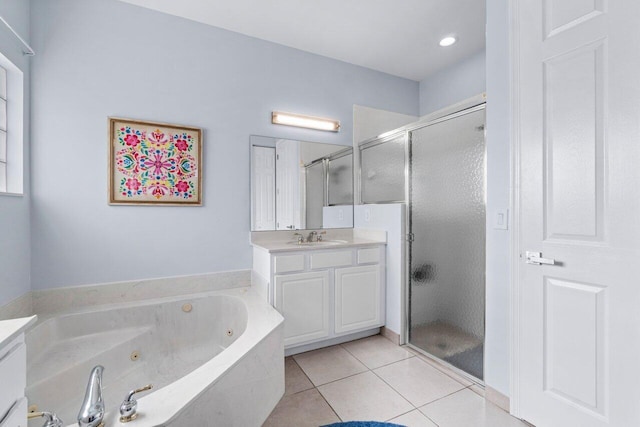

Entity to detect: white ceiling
[118,0,486,82]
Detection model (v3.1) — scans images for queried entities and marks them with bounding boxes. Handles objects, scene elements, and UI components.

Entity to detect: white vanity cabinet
[0,316,36,427]
[253,244,386,350]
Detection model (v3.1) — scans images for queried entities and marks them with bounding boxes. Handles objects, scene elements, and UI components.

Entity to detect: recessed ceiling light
[439,36,457,47]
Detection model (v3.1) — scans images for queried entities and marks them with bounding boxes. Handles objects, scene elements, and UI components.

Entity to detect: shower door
[305,160,325,229]
[408,106,486,380]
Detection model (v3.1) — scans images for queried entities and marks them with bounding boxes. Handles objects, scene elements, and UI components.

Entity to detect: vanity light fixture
[439,36,457,47]
[271,111,340,132]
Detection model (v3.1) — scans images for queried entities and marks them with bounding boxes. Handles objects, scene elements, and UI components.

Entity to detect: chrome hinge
[406,233,415,242]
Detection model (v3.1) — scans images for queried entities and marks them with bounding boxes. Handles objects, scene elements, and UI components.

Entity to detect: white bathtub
[25,287,284,427]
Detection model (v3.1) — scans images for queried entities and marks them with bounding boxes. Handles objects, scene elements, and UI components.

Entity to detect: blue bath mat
[321,422,406,427]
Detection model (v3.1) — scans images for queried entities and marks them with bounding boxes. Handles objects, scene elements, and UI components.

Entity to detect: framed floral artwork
[108,117,202,205]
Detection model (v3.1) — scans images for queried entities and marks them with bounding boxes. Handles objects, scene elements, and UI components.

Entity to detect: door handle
[525,251,556,265]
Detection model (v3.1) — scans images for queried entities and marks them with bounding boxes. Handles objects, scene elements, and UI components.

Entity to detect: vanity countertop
[0,315,37,348]
[251,229,387,253]
[252,237,386,253]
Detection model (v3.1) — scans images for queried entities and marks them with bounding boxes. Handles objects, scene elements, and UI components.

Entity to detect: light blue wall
[29,0,419,290]
[418,49,486,116]
[485,0,511,397]
[0,0,31,306]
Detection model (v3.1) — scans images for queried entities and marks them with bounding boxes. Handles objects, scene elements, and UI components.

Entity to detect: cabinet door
[335,265,382,334]
[0,340,25,421]
[0,397,27,427]
[275,271,330,346]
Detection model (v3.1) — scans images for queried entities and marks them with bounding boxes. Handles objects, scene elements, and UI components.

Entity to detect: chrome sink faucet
[307,231,317,242]
[293,232,305,244]
[77,365,105,427]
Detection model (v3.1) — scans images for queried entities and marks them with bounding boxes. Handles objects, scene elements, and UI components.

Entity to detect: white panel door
[275,271,330,346]
[276,139,300,230]
[516,1,640,426]
[335,265,382,334]
[251,146,276,230]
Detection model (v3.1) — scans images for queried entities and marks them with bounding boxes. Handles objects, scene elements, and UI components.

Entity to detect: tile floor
[263,335,528,427]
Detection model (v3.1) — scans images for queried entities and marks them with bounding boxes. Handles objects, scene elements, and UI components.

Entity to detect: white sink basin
[286,239,348,246]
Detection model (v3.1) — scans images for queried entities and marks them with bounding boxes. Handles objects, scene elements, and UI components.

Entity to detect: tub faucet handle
[28,411,64,427]
[119,384,153,423]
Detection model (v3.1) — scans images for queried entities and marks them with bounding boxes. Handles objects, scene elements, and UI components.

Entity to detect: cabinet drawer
[274,254,305,274]
[0,341,26,421]
[357,247,380,264]
[310,251,352,269]
[0,397,26,427]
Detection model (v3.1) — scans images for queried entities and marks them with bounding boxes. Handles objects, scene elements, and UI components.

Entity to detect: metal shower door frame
[403,102,487,385]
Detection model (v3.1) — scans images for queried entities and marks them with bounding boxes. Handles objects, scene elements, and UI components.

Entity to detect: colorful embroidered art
[109,118,202,205]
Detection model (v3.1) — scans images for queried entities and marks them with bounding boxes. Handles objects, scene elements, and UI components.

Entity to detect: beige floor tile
[409,349,475,387]
[285,357,314,396]
[294,345,368,386]
[374,357,466,407]
[388,409,438,427]
[262,388,340,427]
[318,371,413,422]
[342,335,414,369]
[419,388,527,427]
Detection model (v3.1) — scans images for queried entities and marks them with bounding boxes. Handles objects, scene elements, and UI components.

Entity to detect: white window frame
[0,51,24,196]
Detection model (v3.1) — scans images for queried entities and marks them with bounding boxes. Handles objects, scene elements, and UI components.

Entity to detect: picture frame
[108,117,202,206]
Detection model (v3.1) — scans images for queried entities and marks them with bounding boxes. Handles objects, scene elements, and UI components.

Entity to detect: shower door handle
[525,251,556,266]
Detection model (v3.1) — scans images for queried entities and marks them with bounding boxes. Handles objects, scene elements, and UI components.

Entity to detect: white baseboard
[381,326,400,345]
[486,385,510,412]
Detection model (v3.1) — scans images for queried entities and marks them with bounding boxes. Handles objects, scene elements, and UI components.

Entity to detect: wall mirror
[251,135,353,231]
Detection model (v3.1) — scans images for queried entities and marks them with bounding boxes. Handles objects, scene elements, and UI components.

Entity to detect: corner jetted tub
[25,287,284,427]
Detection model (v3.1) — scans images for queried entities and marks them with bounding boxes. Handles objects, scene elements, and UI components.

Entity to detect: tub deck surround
[0,270,251,321]
[22,287,284,427]
[0,292,33,321]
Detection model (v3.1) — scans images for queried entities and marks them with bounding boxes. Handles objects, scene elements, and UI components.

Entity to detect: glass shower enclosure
[408,106,486,380]
[359,103,486,381]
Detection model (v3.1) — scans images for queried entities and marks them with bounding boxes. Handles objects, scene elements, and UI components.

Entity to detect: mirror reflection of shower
[250,135,353,231]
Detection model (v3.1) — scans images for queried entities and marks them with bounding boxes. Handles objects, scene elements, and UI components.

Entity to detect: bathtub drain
[226,329,234,337]
[130,350,141,361]
[182,303,193,313]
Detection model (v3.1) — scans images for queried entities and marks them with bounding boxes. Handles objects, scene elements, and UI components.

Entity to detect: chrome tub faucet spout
[77,365,105,427]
